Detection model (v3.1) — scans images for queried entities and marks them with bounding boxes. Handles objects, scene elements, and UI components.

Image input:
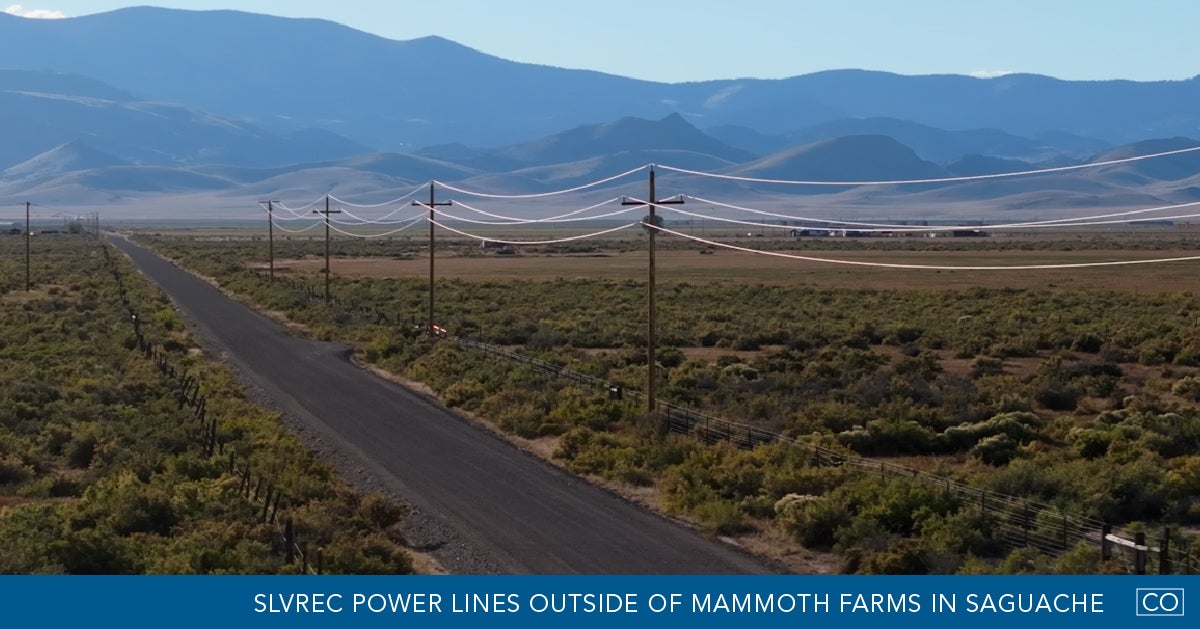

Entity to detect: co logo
[1136,589,1185,617]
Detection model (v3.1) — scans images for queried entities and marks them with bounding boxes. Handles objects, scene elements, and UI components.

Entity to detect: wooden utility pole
[413,183,451,334]
[622,167,682,413]
[25,202,31,292]
[313,196,341,304]
[261,200,279,282]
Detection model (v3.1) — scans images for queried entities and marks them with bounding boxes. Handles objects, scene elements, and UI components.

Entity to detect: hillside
[0,69,369,170]
[1,8,1198,148]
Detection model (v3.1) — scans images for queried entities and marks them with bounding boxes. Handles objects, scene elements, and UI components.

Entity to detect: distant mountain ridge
[0,7,1197,215]
[0,69,371,171]
[0,7,1198,149]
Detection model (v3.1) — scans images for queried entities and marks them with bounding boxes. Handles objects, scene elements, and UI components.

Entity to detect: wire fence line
[448,331,1196,574]
[241,265,1196,573]
[101,241,321,574]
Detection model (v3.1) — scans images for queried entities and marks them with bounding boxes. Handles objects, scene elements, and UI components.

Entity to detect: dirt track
[107,235,773,575]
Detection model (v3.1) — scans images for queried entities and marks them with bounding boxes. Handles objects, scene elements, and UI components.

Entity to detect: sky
[4,1,1199,83]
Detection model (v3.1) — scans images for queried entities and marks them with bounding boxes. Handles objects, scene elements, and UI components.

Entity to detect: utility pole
[313,196,341,304]
[622,167,682,413]
[413,183,451,334]
[261,200,279,282]
[25,202,31,292]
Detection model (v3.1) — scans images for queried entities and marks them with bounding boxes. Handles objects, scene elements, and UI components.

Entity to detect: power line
[433,164,648,199]
[684,195,1200,232]
[269,220,324,235]
[655,224,1200,270]
[661,204,1200,234]
[327,217,425,239]
[438,198,637,225]
[275,196,328,214]
[429,219,640,244]
[313,196,342,304]
[622,168,683,415]
[337,208,426,225]
[260,200,279,282]
[25,202,31,291]
[656,144,1200,186]
[329,183,429,208]
[414,184,452,335]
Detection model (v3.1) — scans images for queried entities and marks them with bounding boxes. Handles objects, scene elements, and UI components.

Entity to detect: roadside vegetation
[0,236,412,574]
[135,233,1200,574]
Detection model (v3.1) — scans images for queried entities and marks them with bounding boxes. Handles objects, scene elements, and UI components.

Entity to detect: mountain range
[0,6,1197,217]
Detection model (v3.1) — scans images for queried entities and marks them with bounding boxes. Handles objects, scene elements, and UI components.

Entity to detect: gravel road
[108,235,775,575]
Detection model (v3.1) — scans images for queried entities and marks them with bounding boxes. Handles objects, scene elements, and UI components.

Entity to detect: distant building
[789,227,832,237]
[927,229,989,238]
[480,240,516,254]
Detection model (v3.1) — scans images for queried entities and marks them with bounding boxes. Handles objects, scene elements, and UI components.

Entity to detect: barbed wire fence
[212,258,1200,573]
[99,240,320,574]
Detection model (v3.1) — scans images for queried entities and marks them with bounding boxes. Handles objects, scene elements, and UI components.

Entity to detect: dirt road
[108,235,773,575]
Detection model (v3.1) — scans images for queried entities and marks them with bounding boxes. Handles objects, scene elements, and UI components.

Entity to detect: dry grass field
[265,247,1200,293]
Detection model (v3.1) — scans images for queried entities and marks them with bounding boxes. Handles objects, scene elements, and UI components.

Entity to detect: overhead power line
[270,220,324,235]
[442,198,637,225]
[329,183,429,208]
[338,208,426,225]
[327,217,425,239]
[684,196,1200,232]
[663,204,1200,234]
[429,219,640,244]
[655,225,1200,271]
[656,145,1200,186]
[433,165,648,199]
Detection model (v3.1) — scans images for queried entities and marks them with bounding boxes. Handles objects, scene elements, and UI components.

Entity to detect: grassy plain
[135,229,1200,575]
[267,247,1200,293]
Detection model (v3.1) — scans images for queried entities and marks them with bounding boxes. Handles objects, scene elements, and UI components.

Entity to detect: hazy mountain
[0,68,370,170]
[730,135,946,184]
[703,125,785,156]
[497,114,755,166]
[0,165,236,203]
[783,117,1052,163]
[0,8,666,149]
[336,152,480,183]
[475,149,738,193]
[946,155,1036,177]
[0,8,1196,214]
[2,8,1198,149]
[1088,137,1200,181]
[415,143,525,173]
[2,141,128,181]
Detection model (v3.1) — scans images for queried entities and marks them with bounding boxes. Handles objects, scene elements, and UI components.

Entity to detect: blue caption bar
[0,576,1193,629]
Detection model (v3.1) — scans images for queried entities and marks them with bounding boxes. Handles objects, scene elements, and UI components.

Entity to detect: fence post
[1159,528,1171,575]
[284,518,295,564]
[1101,524,1112,561]
[316,548,324,575]
[1135,531,1147,575]
[1022,503,1030,547]
[301,543,309,574]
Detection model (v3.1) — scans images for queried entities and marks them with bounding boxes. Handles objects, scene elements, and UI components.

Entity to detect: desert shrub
[971,434,1020,466]
[775,493,848,549]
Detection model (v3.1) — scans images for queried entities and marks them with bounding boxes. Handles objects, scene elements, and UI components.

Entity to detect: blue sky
[5,1,1198,83]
